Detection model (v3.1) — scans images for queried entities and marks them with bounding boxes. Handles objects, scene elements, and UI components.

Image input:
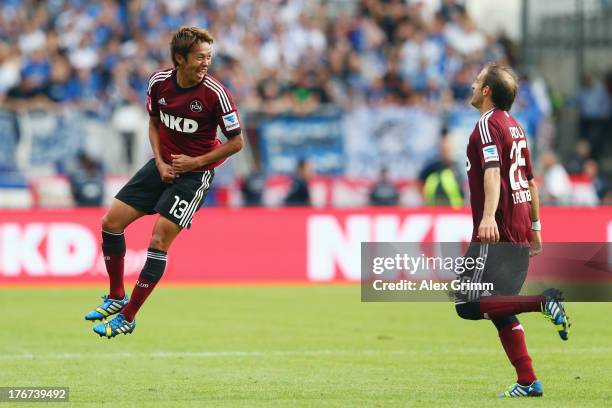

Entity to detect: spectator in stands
[583,159,608,202]
[566,139,592,175]
[0,44,21,98]
[241,163,267,207]
[569,159,600,206]
[419,134,464,208]
[577,74,611,160]
[539,151,572,205]
[444,10,485,57]
[42,55,79,105]
[284,158,313,207]
[6,75,44,104]
[257,75,290,117]
[450,64,474,103]
[369,167,400,206]
[68,151,105,207]
[439,0,466,23]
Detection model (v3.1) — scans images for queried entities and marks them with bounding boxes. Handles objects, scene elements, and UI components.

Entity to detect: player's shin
[122,248,167,322]
[495,318,537,386]
[102,230,126,299]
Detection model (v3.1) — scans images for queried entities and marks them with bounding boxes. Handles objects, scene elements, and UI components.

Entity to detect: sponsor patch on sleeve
[482,145,499,163]
[222,112,240,131]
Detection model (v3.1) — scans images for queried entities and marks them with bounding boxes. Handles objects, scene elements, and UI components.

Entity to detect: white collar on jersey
[480,107,496,118]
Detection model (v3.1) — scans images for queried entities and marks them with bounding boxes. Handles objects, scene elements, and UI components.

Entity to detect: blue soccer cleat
[93,314,135,338]
[542,288,570,341]
[499,380,543,397]
[84,294,129,321]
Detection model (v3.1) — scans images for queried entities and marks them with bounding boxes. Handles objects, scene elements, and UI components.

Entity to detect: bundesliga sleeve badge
[222,112,240,131]
[482,145,499,162]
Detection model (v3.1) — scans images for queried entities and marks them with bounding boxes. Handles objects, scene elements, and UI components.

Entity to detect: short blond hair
[169,26,214,68]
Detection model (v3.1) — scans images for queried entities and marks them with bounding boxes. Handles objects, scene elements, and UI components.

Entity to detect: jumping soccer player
[84,27,243,338]
[455,63,570,397]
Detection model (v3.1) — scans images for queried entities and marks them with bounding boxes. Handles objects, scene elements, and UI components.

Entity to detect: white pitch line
[0,350,399,361]
[0,347,610,361]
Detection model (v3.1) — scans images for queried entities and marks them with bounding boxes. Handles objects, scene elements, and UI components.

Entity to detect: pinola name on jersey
[160,110,198,133]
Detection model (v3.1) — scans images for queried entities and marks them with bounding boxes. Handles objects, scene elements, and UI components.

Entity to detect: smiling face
[175,41,212,86]
[470,67,489,109]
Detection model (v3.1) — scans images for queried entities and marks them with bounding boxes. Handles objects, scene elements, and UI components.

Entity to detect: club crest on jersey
[222,112,240,131]
[159,110,198,133]
[482,145,499,162]
[190,99,203,112]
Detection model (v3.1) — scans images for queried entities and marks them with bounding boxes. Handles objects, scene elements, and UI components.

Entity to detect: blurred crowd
[536,72,612,206]
[0,0,518,116]
[0,0,610,206]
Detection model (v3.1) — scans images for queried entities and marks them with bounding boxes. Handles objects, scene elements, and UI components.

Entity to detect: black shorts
[115,158,214,229]
[454,242,529,304]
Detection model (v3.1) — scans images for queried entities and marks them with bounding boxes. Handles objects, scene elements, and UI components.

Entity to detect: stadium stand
[0,0,609,207]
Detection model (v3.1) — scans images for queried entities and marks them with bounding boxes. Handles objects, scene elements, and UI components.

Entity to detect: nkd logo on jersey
[160,111,198,133]
[190,99,202,112]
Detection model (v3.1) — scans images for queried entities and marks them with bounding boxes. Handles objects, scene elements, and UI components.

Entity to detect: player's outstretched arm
[171,133,244,174]
[479,167,501,243]
[528,179,542,257]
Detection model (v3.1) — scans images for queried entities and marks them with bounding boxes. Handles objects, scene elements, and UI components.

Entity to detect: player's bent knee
[455,302,482,320]
[101,213,122,233]
[149,233,171,252]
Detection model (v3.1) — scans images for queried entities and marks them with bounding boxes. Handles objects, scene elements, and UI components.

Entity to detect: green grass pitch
[0,286,610,407]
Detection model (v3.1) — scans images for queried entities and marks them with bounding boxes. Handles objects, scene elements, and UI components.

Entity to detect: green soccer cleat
[542,288,570,340]
[84,294,129,321]
[499,380,543,397]
[93,314,135,338]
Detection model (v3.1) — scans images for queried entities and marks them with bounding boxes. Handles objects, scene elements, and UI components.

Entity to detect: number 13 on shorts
[170,195,189,219]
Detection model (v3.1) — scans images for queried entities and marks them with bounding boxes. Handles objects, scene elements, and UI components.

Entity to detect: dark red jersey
[466,108,534,244]
[146,68,242,171]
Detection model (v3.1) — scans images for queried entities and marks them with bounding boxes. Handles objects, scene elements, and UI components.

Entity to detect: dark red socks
[498,321,537,386]
[479,295,544,319]
[102,230,126,300]
[122,248,167,322]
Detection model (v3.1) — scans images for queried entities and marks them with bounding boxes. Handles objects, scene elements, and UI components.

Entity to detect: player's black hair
[170,26,215,68]
[482,63,518,111]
